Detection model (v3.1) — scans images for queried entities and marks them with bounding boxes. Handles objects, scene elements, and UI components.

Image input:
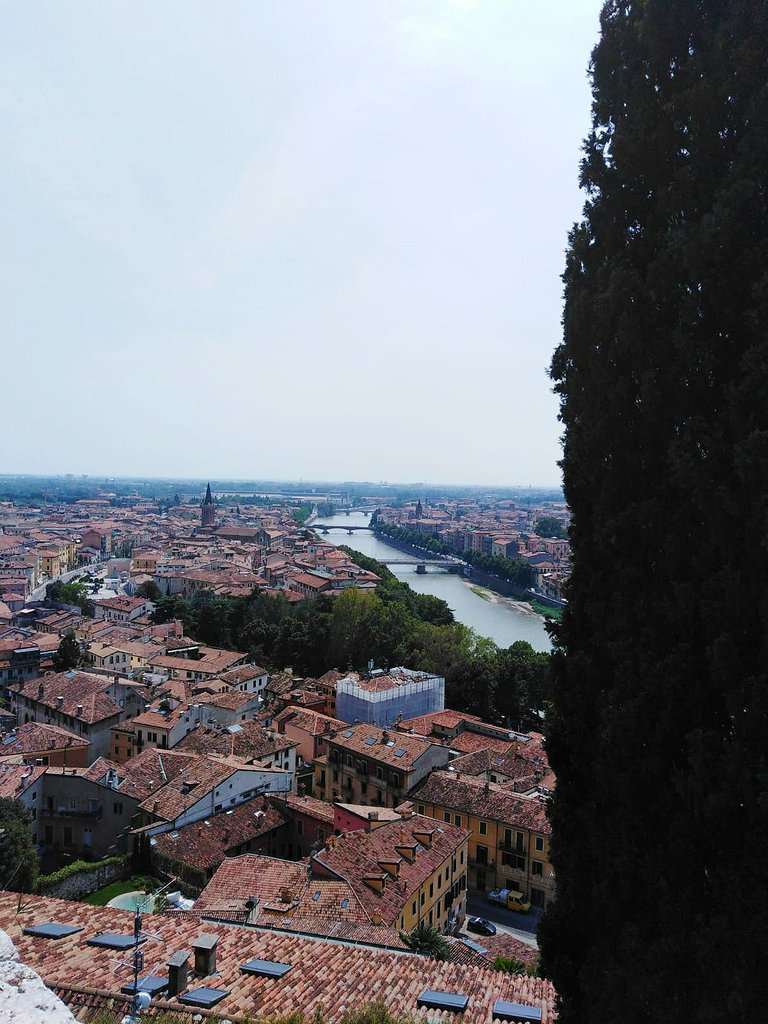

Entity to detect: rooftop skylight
[240,958,293,978]
[492,1001,542,1023]
[22,923,82,940]
[417,990,469,1012]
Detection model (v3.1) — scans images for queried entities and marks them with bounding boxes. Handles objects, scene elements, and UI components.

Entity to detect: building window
[443,811,451,823]
[454,814,461,827]
[63,826,73,847]
[531,860,544,876]
[429,883,434,898]
[479,820,487,836]
[535,835,545,852]
[502,852,526,871]
[418,804,425,814]
[113,802,123,815]
[420,892,425,906]
[412,901,417,915]
[297,820,303,835]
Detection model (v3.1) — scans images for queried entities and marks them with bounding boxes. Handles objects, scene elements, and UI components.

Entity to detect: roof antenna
[118,878,177,1024]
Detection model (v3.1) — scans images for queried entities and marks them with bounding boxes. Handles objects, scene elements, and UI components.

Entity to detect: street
[465,894,542,948]
[28,564,105,603]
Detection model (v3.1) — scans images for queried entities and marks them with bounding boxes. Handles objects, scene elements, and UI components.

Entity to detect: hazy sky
[2,1,603,486]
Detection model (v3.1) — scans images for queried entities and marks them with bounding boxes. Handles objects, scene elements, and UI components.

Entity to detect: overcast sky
[1,1,603,486]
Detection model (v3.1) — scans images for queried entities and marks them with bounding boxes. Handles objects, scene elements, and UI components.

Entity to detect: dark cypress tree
[540,2,768,1021]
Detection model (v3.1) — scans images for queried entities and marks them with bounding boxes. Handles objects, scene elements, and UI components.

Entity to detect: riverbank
[467,582,547,619]
[312,513,551,651]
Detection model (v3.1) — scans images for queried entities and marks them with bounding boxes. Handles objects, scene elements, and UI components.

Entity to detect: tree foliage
[149,551,551,727]
[375,521,452,555]
[0,798,39,892]
[461,549,533,588]
[534,516,566,540]
[52,633,81,672]
[541,3,768,1021]
[46,579,92,614]
[399,921,450,960]
[136,580,161,601]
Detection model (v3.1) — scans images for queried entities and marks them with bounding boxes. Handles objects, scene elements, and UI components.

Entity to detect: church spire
[200,483,215,528]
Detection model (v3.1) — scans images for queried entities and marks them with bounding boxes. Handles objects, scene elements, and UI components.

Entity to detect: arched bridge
[312,524,372,533]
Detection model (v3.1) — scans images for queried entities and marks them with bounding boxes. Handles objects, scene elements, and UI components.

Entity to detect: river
[313,511,551,653]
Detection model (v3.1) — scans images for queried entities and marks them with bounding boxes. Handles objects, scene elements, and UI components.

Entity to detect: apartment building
[317,723,450,808]
[409,771,555,908]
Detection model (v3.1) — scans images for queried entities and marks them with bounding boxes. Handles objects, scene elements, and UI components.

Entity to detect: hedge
[36,854,130,893]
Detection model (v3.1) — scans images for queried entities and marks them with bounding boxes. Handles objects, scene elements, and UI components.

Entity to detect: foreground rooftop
[0,892,554,1022]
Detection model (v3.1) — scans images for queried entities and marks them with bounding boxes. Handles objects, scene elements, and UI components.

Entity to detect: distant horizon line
[0,471,564,492]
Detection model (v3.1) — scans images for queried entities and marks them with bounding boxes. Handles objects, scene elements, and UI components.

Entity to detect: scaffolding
[336,667,445,727]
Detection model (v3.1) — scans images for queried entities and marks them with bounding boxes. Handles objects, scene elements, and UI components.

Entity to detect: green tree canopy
[541,2,768,1021]
[399,921,450,960]
[52,633,81,672]
[0,798,39,892]
[534,516,566,540]
[136,579,161,601]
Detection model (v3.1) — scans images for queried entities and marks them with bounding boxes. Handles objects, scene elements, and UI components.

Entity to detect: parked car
[466,917,497,936]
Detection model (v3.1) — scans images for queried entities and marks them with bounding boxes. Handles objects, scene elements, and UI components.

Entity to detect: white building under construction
[335,666,445,728]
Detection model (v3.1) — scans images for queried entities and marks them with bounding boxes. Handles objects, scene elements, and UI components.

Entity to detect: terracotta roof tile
[410,774,551,835]
[0,892,555,1022]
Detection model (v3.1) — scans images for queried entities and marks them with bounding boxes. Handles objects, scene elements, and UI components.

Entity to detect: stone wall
[38,857,130,901]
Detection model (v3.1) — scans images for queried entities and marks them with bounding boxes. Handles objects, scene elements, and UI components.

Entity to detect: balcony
[498,841,527,855]
[468,857,495,869]
[41,806,103,820]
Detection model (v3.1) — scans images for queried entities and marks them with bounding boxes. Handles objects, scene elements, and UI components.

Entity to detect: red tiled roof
[152,800,288,870]
[10,670,125,724]
[0,721,90,757]
[276,706,345,736]
[328,723,437,770]
[0,762,45,797]
[0,893,556,1022]
[410,773,551,835]
[176,723,296,762]
[314,814,470,926]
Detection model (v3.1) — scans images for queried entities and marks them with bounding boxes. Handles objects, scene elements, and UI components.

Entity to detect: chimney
[56,696,64,709]
[76,704,84,717]
[166,950,190,996]
[280,887,292,904]
[193,934,218,976]
[38,682,44,700]
[381,729,390,745]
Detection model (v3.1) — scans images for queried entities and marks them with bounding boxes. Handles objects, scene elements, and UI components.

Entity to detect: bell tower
[201,482,216,528]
